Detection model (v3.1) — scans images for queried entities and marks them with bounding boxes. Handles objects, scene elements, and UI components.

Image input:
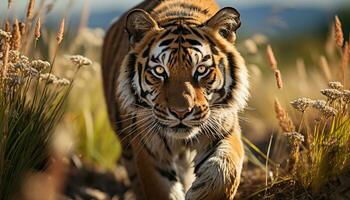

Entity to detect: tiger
[101,0,249,199]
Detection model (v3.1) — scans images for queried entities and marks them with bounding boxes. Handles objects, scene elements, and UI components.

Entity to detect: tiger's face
[123,8,248,139]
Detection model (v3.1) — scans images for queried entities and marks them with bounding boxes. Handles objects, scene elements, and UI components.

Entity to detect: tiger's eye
[197,65,207,74]
[154,66,165,75]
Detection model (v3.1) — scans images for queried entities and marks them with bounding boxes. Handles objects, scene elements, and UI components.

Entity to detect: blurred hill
[2,2,348,40]
[86,5,350,39]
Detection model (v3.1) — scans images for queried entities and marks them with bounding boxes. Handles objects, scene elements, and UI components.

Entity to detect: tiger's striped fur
[102,1,249,199]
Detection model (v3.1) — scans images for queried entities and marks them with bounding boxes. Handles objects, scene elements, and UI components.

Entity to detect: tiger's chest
[139,129,211,162]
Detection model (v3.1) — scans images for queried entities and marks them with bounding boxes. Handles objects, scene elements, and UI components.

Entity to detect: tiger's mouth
[170,123,193,133]
[153,107,210,139]
[158,121,201,139]
[172,123,190,129]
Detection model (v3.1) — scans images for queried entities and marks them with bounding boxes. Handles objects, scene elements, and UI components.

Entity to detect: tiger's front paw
[186,134,244,200]
[186,154,243,200]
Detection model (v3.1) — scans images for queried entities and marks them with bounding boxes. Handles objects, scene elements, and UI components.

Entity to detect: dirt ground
[62,159,350,200]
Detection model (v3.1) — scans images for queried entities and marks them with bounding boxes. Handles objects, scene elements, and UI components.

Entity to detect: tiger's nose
[169,107,193,119]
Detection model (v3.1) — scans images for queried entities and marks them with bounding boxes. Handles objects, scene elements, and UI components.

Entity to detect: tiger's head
[118,7,249,139]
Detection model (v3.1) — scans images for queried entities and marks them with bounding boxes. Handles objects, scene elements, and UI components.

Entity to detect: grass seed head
[19,22,26,36]
[312,100,337,118]
[31,60,50,72]
[343,90,350,104]
[8,50,20,64]
[4,73,23,88]
[54,78,70,86]
[2,42,10,79]
[34,17,41,40]
[266,45,278,70]
[321,106,337,118]
[68,55,92,68]
[12,62,27,71]
[328,81,343,90]
[274,98,295,133]
[5,21,11,32]
[0,30,11,62]
[320,89,343,101]
[26,0,36,19]
[290,98,314,112]
[56,18,65,45]
[335,15,344,48]
[0,30,11,41]
[23,67,39,78]
[39,73,58,84]
[11,19,21,51]
[274,69,283,89]
[285,132,305,143]
[11,53,30,71]
[19,55,30,65]
[312,100,327,109]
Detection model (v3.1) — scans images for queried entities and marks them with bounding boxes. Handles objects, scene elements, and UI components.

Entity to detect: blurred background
[2,0,350,34]
[2,0,350,37]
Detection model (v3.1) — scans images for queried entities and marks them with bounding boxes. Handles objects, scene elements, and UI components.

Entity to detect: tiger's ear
[125,9,159,46]
[203,7,241,43]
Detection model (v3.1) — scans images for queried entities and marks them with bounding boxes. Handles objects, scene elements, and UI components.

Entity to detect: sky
[1,0,349,37]
[95,0,347,9]
[70,0,348,10]
[1,0,348,15]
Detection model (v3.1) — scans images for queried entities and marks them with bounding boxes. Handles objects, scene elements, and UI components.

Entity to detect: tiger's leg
[186,133,244,200]
[115,114,145,199]
[131,137,186,200]
[176,149,196,193]
[120,145,145,200]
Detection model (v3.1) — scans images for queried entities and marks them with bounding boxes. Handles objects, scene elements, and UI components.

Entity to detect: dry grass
[240,15,350,199]
[266,45,283,89]
[56,18,65,45]
[0,1,95,199]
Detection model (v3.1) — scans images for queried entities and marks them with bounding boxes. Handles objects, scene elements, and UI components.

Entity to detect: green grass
[66,71,121,170]
[302,104,350,192]
[0,54,73,200]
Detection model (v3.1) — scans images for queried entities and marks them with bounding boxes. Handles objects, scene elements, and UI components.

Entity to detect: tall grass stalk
[0,42,71,200]
[272,15,350,194]
[0,1,91,199]
[289,85,350,192]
